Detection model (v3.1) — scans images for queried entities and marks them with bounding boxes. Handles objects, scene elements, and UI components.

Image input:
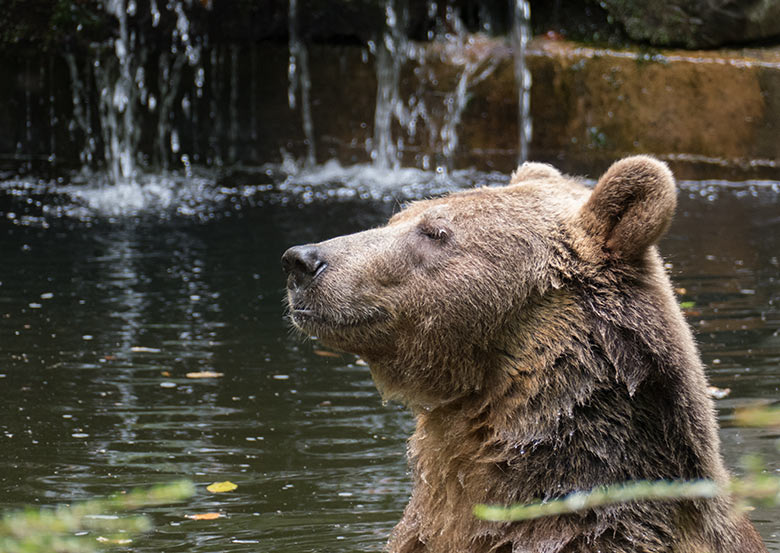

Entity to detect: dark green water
[0,170,777,551]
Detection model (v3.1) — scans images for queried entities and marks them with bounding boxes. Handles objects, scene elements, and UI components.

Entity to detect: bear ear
[578,156,676,261]
[509,162,562,185]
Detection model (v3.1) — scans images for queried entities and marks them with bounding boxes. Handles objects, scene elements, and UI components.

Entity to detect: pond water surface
[0,167,778,551]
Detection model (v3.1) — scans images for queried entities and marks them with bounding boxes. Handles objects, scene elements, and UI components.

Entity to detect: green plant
[0,480,194,553]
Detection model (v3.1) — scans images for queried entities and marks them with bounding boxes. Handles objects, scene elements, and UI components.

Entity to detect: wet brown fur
[283,156,767,553]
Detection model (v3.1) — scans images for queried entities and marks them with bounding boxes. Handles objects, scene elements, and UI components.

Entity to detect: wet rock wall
[2,1,780,180]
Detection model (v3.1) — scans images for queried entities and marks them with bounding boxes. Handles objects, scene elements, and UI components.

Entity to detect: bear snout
[282,244,328,292]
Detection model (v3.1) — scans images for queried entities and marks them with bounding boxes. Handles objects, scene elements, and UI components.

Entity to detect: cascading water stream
[287,0,316,169]
[101,0,140,184]
[370,0,410,170]
[437,5,500,169]
[512,0,532,163]
[364,0,510,174]
[67,0,205,185]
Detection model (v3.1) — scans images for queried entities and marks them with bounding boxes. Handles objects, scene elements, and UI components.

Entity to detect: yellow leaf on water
[186,512,222,520]
[207,481,237,493]
[186,371,224,379]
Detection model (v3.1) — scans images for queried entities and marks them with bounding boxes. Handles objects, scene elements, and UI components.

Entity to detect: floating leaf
[313,349,340,358]
[207,481,237,493]
[186,512,222,520]
[186,371,224,379]
[679,301,696,309]
[97,536,133,544]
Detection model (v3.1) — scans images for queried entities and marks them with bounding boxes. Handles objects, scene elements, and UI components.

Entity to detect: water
[0,168,778,551]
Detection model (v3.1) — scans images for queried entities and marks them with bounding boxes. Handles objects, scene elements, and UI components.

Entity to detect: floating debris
[186,512,222,520]
[131,346,161,353]
[707,386,731,400]
[186,371,224,379]
[207,481,237,493]
[313,349,341,358]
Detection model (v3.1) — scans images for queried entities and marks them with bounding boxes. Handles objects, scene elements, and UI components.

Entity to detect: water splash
[2,165,779,228]
[277,159,509,202]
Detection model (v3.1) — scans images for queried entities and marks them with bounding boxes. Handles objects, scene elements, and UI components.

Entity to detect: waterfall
[64,0,205,184]
[10,1,534,183]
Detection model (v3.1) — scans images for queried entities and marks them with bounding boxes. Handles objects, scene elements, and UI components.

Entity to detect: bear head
[282,156,676,409]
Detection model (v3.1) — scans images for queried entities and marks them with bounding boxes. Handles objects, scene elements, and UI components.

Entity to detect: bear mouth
[288,304,389,334]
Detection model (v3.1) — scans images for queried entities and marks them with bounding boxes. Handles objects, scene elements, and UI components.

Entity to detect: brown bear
[282,156,767,553]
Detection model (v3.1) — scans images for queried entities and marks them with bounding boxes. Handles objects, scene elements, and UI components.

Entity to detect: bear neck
[404,273,729,541]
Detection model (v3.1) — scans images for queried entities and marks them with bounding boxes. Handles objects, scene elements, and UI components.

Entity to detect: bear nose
[282,245,327,289]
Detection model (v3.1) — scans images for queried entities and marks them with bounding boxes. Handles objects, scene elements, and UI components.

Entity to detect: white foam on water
[278,159,508,203]
[51,170,238,221]
[0,161,484,226]
[4,161,777,228]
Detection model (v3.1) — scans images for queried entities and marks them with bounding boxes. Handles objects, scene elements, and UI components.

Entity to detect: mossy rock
[601,0,780,48]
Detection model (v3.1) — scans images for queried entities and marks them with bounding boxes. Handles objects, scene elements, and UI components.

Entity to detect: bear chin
[288,303,390,347]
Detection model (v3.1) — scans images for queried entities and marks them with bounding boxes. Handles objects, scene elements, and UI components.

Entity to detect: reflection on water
[0,169,777,551]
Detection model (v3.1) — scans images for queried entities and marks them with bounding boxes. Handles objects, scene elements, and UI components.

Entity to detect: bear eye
[419,223,449,242]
